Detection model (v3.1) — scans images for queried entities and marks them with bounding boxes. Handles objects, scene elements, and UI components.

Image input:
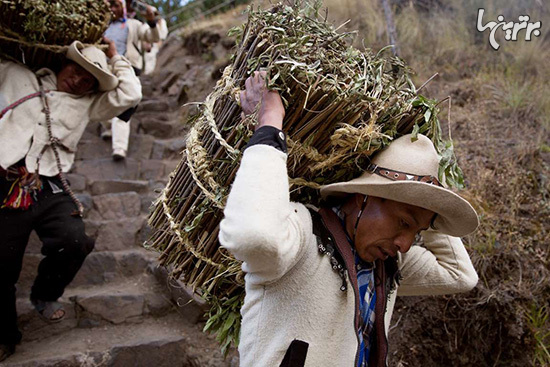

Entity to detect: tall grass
[316,0,549,365]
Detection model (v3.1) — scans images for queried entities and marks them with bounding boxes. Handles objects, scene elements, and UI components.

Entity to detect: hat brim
[66,41,118,92]
[320,174,479,237]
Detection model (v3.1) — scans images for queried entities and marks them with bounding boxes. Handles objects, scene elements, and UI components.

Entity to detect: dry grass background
[172,0,549,364]
[316,0,549,365]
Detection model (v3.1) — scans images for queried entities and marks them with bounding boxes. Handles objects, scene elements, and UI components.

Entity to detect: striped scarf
[332,206,377,366]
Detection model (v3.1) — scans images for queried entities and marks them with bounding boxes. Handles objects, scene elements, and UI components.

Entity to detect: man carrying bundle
[219,72,479,367]
[100,0,160,160]
[0,40,141,362]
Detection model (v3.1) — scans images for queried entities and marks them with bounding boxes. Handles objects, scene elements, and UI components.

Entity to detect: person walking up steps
[101,0,160,160]
[0,40,142,362]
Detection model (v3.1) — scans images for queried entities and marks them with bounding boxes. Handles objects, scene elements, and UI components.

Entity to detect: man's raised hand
[240,71,285,131]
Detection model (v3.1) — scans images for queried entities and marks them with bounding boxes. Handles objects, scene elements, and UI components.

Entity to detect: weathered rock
[127,134,155,160]
[151,266,208,324]
[137,100,171,113]
[74,139,111,161]
[116,250,155,277]
[141,83,154,97]
[151,138,186,160]
[89,179,150,196]
[75,193,93,212]
[65,173,86,192]
[140,159,166,181]
[151,70,174,89]
[75,293,145,324]
[71,251,119,286]
[73,158,140,181]
[5,313,232,367]
[159,72,180,92]
[92,192,141,220]
[71,249,154,287]
[138,118,175,138]
[144,292,173,316]
[92,217,146,251]
[108,338,189,367]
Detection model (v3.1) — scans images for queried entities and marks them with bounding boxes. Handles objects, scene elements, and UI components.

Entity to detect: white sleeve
[88,55,142,122]
[138,21,160,43]
[219,144,308,284]
[397,230,479,296]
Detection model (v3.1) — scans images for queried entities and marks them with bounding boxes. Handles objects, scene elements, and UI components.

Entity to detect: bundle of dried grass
[147,1,464,351]
[0,0,110,68]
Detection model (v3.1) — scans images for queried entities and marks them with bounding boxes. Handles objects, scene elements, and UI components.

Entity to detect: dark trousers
[0,176,95,345]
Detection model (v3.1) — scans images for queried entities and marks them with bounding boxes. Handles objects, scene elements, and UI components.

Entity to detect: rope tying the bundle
[158,188,226,269]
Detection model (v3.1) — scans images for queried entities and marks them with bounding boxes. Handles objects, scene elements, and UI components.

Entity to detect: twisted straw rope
[155,66,244,270]
[158,188,225,269]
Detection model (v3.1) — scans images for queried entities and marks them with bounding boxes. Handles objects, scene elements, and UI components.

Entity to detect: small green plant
[203,292,244,356]
[526,303,550,366]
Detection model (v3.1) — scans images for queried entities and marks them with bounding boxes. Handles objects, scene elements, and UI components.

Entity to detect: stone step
[151,138,186,160]
[87,192,142,221]
[88,179,150,196]
[73,158,180,183]
[149,265,208,325]
[16,274,174,343]
[84,216,147,252]
[2,313,237,367]
[73,158,140,181]
[17,249,156,298]
[17,273,174,341]
[127,134,155,160]
[136,115,180,139]
[136,99,176,113]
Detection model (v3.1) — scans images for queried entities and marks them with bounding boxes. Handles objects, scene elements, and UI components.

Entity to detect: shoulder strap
[307,207,347,290]
[0,91,48,119]
[317,207,362,331]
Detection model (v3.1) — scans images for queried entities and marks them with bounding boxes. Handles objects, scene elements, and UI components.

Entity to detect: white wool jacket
[124,18,160,70]
[0,55,141,176]
[219,144,479,367]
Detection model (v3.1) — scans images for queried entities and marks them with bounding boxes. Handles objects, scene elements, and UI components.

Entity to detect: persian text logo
[476,8,542,50]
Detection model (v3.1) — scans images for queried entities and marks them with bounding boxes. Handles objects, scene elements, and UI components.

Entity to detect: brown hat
[66,41,118,91]
[320,134,479,237]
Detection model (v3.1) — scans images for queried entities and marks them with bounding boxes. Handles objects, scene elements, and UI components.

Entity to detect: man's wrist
[244,125,287,153]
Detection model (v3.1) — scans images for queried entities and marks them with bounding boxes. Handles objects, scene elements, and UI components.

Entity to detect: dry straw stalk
[147,0,464,351]
[0,0,110,68]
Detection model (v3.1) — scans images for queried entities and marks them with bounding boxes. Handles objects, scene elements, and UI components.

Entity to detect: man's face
[110,0,124,20]
[57,62,98,95]
[353,195,435,262]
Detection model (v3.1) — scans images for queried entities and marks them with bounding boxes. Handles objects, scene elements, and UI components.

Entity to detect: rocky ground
[3,24,240,367]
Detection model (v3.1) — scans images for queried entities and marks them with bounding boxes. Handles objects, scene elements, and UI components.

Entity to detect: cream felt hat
[66,41,118,91]
[320,134,479,237]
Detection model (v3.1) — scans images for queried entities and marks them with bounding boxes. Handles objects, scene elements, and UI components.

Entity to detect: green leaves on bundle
[0,0,110,45]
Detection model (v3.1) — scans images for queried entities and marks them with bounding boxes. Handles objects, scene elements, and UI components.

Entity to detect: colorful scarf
[1,166,43,210]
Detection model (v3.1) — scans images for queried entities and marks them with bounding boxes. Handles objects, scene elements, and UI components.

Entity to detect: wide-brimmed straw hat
[320,134,479,237]
[66,41,118,92]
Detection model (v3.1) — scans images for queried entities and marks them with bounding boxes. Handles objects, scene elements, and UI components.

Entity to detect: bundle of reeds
[0,0,110,68]
[147,1,464,351]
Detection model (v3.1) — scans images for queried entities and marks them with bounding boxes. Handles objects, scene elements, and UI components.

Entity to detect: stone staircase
[2,69,238,366]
